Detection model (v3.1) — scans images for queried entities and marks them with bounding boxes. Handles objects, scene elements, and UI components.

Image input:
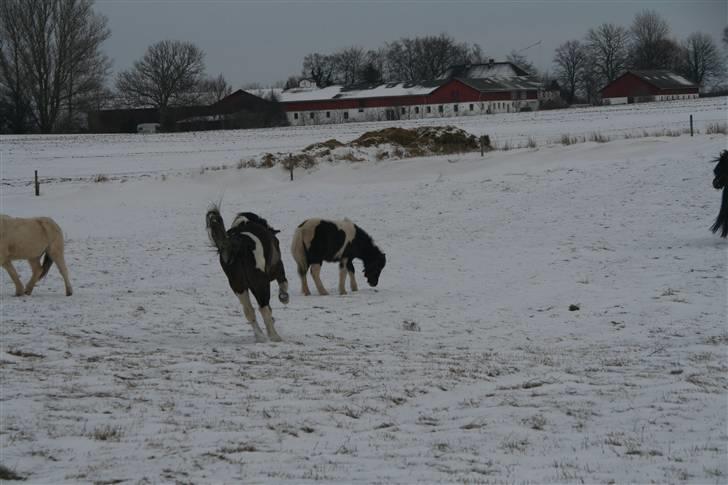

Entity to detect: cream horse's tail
[37,218,64,280]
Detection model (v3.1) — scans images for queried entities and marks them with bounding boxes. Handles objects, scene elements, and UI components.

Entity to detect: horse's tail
[711,187,728,238]
[39,252,54,279]
[290,224,308,276]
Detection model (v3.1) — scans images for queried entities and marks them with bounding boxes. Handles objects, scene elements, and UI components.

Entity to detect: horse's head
[206,206,232,263]
[364,250,386,287]
[713,150,728,190]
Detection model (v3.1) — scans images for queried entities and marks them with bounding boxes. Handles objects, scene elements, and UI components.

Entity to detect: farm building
[601,70,699,105]
[87,89,285,133]
[281,61,554,126]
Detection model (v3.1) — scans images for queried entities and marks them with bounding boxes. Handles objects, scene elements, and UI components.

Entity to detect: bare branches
[116,40,205,112]
[553,41,586,103]
[0,0,110,133]
[679,32,725,87]
[586,23,630,84]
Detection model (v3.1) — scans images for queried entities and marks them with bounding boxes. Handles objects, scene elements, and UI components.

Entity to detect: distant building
[86,89,285,133]
[601,70,699,105]
[281,61,552,126]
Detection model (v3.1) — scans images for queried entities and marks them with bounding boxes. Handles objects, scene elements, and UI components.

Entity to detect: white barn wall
[286,99,540,126]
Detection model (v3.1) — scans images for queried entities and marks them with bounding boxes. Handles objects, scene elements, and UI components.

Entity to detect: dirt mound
[351,126,479,155]
[240,126,484,170]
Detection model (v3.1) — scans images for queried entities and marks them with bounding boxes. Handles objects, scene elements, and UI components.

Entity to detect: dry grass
[93,174,109,183]
[706,122,727,135]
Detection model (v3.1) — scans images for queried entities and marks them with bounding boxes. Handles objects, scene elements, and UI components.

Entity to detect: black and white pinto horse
[291,218,386,296]
[206,206,289,342]
[711,150,728,238]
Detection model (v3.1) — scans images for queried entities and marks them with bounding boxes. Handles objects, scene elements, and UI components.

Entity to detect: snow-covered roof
[280,81,447,103]
[279,85,344,102]
[458,76,543,92]
[629,70,697,90]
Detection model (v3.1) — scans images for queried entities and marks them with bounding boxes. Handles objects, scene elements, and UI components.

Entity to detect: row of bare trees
[553,10,726,103]
[0,0,233,134]
[0,0,111,133]
[292,33,485,88]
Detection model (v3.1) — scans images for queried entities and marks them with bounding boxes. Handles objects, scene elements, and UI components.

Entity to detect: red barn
[601,70,699,105]
[281,61,548,126]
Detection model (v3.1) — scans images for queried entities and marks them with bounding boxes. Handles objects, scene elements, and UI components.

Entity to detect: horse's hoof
[279,292,289,304]
[254,334,268,343]
[14,291,23,297]
[24,289,33,296]
[66,291,73,296]
[268,333,282,342]
[339,290,347,295]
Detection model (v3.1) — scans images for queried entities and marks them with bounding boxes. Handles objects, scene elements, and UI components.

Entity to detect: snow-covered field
[1,99,727,483]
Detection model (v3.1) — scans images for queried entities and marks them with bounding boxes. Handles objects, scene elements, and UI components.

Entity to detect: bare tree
[586,23,629,84]
[579,58,602,105]
[553,40,586,103]
[302,52,335,87]
[0,0,110,133]
[199,74,232,104]
[332,46,365,85]
[723,26,728,47]
[116,40,205,126]
[679,32,725,88]
[385,34,484,82]
[628,10,678,69]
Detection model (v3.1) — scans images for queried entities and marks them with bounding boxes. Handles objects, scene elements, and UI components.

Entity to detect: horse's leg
[237,290,267,343]
[251,285,281,342]
[271,260,289,304]
[48,244,73,296]
[3,261,25,296]
[338,258,348,295]
[298,264,311,296]
[23,257,43,295]
[346,259,358,292]
[310,264,329,295]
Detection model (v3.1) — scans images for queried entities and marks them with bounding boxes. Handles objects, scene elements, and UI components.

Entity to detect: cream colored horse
[0,214,73,296]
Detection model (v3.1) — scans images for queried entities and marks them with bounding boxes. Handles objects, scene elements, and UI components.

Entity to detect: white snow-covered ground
[0,99,727,484]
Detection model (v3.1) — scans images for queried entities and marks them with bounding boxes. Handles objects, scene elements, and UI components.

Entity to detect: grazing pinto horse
[291,218,386,295]
[0,214,73,296]
[711,150,728,238]
[206,206,289,342]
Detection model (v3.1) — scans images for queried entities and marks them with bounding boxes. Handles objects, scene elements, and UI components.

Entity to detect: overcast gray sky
[95,0,726,88]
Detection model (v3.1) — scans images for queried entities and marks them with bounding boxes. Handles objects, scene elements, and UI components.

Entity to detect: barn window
[326,111,330,118]
[453,104,458,112]
[294,113,299,120]
[344,111,349,120]
[426,106,431,113]
[415,106,419,114]
[469,104,474,111]
[401,107,406,114]
[521,91,527,100]
[309,112,314,119]
[358,108,364,113]
[438,105,443,113]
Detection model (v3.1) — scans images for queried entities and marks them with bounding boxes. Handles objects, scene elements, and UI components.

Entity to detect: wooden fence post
[288,154,294,181]
[690,115,693,137]
[480,136,484,157]
[35,170,39,196]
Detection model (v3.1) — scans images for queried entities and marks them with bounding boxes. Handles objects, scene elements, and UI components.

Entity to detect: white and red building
[601,70,699,105]
[281,61,553,126]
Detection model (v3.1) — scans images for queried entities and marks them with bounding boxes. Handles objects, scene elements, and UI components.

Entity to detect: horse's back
[0,215,63,260]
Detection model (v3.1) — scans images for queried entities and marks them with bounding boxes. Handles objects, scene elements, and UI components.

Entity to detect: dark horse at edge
[711,150,728,238]
[206,205,289,342]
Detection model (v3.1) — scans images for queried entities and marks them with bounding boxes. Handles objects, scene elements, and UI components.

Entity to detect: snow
[1,99,727,483]
[668,73,695,86]
[279,85,344,102]
[2,97,725,187]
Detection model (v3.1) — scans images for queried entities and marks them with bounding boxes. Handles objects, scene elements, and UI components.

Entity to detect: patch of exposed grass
[706,122,727,135]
